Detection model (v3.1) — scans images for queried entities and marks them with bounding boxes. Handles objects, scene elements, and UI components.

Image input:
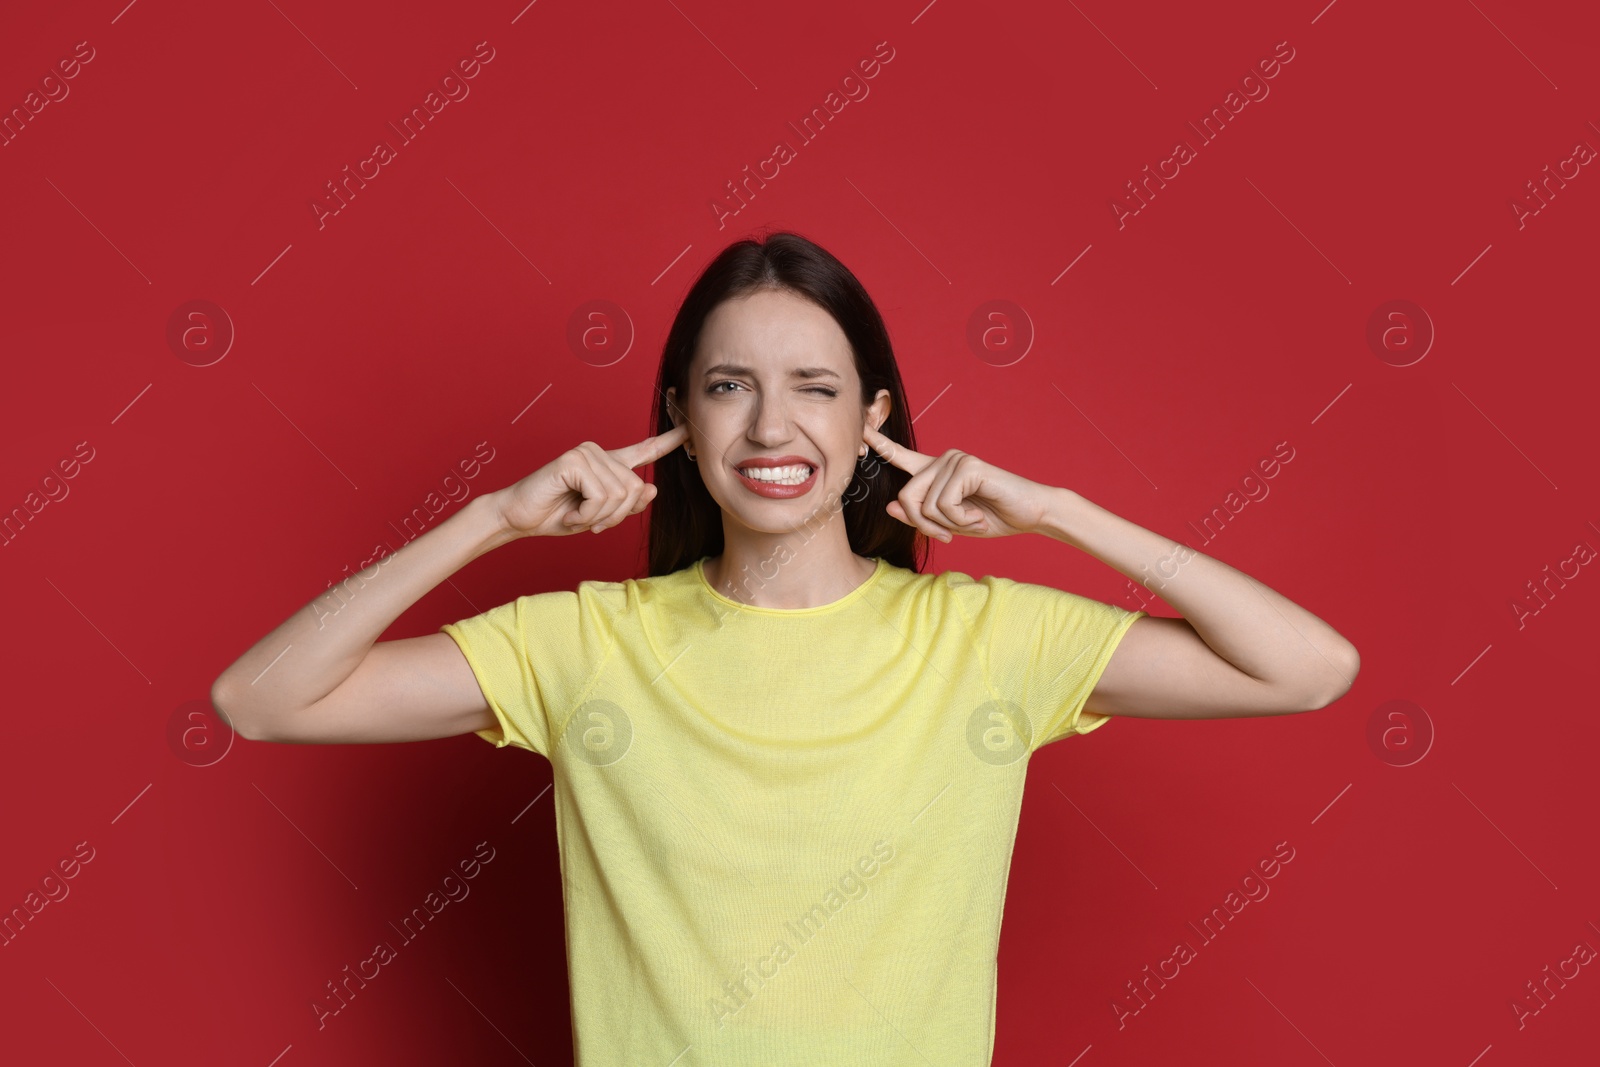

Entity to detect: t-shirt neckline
[693,555,887,616]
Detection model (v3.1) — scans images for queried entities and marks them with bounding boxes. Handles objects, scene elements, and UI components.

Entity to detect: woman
[212,232,1359,1065]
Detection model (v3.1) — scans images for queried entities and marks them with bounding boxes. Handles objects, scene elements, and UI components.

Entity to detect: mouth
[733,462,818,498]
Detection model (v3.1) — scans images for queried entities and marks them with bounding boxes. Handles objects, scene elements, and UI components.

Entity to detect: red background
[3,1,1596,1063]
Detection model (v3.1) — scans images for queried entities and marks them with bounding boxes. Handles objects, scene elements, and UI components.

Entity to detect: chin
[719,488,844,530]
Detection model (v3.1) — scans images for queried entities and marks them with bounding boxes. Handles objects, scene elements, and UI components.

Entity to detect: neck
[703,527,875,609]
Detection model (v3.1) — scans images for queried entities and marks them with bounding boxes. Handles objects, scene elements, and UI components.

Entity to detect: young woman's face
[667,288,891,533]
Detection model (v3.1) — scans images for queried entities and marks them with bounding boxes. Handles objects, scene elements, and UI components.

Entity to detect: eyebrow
[701,362,841,381]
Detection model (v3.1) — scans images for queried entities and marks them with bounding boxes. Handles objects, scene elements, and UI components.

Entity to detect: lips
[732,459,819,498]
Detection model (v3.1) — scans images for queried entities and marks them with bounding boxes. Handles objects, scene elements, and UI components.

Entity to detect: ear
[867,389,892,434]
[666,386,683,429]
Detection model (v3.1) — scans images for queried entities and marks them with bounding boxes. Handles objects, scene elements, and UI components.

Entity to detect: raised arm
[860,424,1359,721]
[210,427,687,744]
[1038,487,1359,719]
[209,491,515,744]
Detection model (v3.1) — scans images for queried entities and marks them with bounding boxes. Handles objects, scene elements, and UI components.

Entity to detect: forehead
[694,289,853,372]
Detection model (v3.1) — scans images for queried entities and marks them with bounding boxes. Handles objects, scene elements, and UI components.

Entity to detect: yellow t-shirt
[440,555,1145,1066]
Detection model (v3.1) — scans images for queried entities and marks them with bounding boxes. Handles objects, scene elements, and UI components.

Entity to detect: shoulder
[572,565,701,613]
[872,564,1006,631]
[914,566,1133,628]
[901,566,1019,607]
[470,571,645,624]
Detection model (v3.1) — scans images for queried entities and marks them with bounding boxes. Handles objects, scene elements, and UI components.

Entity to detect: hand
[862,424,1054,543]
[493,424,689,539]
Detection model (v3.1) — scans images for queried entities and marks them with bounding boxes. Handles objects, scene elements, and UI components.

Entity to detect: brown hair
[645,230,929,577]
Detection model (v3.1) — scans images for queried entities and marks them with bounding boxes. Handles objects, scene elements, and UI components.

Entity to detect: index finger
[614,423,691,469]
[863,423,932,475]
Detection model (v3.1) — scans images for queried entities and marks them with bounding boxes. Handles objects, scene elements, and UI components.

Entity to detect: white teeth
[739,464,813,485]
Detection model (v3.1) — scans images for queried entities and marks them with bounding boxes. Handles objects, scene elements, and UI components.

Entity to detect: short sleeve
[951,574,1147,753]
[439,589,610,758]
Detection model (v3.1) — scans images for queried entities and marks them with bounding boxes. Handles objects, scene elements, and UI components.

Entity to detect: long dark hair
[645,230,929,577]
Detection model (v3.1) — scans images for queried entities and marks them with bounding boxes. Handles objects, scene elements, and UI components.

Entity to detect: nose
[747,393,795,446]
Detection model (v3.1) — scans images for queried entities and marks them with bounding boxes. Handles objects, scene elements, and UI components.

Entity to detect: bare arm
[853,424,1356,720]
[210,428,687,745]
[210,493,518,742]
[1037,487,1360,718]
